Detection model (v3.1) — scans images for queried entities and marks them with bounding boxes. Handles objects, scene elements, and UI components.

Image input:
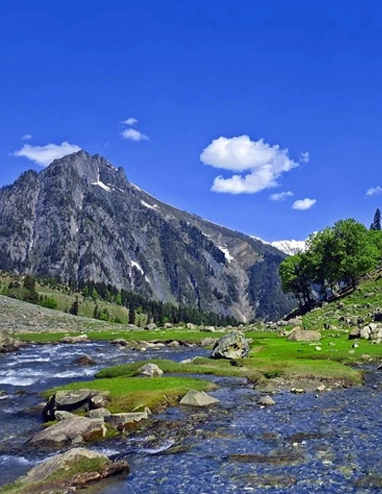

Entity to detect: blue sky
[1,0,382,241]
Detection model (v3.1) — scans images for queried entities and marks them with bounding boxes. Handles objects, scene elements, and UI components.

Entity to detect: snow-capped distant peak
[270,240,306,255]
[251,235,306,256]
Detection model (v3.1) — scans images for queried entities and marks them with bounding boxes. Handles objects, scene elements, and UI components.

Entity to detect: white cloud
[121,128,149,141]
[13,142,81,167]
[200,135,302,194]
[292,198,317,210]
[366,186,382,197]
[269,191,294,201]
[21,133,32,140]
[300,151,310,163]
[122,117,138,126]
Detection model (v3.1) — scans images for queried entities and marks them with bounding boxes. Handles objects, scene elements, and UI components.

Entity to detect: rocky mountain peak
[0,151,296,322]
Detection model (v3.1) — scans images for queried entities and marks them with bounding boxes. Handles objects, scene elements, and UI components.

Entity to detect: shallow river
[0,342,382,493]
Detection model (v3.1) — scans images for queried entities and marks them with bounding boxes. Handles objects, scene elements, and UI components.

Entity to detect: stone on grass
[144,323,157,330]
[210,331,249,359]
[200,337,216,347]
[137,363,163,377]
[61,334,89,344]
[179,390,219,407]
[348,328,361,340]
[287,328,321,342]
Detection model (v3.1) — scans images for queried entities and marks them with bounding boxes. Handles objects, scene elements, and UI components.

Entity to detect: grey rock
[287,328,321,342]
[43,389,110,420]
[72,354,96,366]
[179,390,220,407]
[23,448,106,484]
[137,363,163,377]
[258,395,276,407]
[144,323,157,330]
[21,447,128,487]
[54,410,75,420]
[200,337,216,347]
[27,416,107,448]
[210,331,249,359]
[105,411,148,428]
[86,407,111,420]
[61,334,89,344]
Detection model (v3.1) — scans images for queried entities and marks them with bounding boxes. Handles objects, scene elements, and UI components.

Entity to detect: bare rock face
[287,328,321,342]
[27,416,107,448]
[0,150,296,323]
[210,331,249,359]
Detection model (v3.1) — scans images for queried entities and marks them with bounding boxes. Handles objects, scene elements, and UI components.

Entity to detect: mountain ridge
[0,150,296,321]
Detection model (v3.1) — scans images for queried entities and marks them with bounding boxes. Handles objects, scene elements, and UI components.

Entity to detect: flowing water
[0,342,382,493]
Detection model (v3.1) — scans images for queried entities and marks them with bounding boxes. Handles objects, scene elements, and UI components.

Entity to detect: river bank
[0,339,382,493]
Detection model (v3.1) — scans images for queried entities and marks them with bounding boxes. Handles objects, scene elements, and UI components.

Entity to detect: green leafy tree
[279,253,314,308]
[332,219,378,288]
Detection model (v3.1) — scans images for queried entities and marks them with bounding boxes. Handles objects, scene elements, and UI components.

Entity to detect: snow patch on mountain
[271,240,306,255]
[252,236,306,256]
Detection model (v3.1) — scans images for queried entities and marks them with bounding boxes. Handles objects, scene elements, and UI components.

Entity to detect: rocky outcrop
[43,389,110,421]
[210,331,249,359]
[27,416,107,448]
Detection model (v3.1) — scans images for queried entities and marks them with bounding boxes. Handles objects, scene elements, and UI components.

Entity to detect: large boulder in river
[27,416,107,448]
[12,447,128,492]
[210,331,249,359]
[72,354,97,366]
[179,390,220,407]
[43,389,110,421]
[287,328,321,342]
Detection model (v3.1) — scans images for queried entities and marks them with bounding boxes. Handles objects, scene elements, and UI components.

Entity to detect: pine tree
[371,208,381,230]
[69,296,79,315]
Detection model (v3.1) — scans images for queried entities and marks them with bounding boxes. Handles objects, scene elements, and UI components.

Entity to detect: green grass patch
[44,375,216,413]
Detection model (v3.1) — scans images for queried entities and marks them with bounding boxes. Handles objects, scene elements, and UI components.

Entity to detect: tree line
[279,210,382,309]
